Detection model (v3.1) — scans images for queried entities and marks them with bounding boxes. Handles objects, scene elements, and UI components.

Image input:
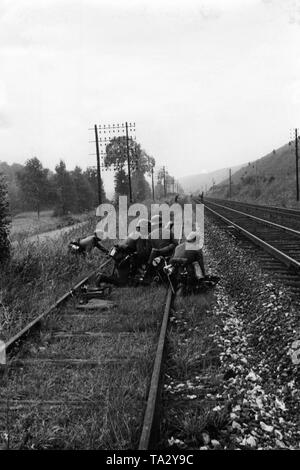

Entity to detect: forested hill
[207,140,300,208]
[178,163,245,194]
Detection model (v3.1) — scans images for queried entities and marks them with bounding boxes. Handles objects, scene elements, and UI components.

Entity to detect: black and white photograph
[0,0,299,455]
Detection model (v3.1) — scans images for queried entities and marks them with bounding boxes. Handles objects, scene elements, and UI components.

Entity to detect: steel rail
[4,258,112,355]
[205,205,300,271]
[205,197,300,218]
[206,200,300,239]
[138,287,173,450]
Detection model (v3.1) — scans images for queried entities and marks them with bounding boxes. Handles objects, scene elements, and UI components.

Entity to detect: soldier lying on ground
[69,231,108,255]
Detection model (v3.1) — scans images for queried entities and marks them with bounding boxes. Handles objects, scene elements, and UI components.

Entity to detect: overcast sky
[1,0,300,193]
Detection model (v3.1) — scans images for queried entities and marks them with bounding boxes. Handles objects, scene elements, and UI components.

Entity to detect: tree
[154,180,165,199]
[0,172,10,263]
[85,167,106,206]
[71,166,94,212]
[114,169,129,199]
[132,170,151,201]
[105,137,154,201]
[53,160,76,215]
[0,162,25,213]
[131,149,153,200]
[17,157,49,218]
[105,136,130,171]
[155,168,166,198]
[7,178,24,213]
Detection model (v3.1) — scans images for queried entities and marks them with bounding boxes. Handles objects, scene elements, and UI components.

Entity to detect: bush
[0,172,10,264]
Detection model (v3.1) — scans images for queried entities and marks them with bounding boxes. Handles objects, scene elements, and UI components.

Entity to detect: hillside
[178,163,245,194]
[207,140,300,208]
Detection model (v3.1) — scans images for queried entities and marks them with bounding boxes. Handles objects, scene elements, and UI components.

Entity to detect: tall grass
[0,217,108,341]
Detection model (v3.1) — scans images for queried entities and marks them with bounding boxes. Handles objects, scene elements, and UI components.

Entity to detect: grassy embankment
[0,216,105,341]
[208,141,300,208]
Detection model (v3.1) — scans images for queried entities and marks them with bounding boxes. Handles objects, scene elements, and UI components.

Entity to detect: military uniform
[171,241,205,277]
[147,226,177,264]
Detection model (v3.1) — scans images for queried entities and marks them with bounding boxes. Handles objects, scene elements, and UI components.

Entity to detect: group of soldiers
[70,213,207,294]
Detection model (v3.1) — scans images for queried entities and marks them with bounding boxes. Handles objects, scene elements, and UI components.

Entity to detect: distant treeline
[0,158,106,217]
[0,136,182,218]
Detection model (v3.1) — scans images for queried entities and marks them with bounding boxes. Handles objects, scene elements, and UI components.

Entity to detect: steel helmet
[128,230,140,240]
[186,231,198,243]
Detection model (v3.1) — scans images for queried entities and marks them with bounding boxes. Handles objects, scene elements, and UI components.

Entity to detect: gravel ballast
[162,218,299,450]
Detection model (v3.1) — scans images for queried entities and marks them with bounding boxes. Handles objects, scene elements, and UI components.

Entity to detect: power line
[89,122,136,202]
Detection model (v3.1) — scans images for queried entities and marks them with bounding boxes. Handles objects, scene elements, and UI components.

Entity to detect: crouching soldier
[169,231,206,293]
[140,215,177,283]
[148,215,177,262]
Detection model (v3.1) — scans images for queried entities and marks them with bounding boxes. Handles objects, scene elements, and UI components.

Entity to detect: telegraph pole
[229,168,232,199]
[255,162,258,199]
[94,124,102,205]
[125,122,133,203]
[296,128,299,202]
[163,166,167,197]
[151,166,155,201]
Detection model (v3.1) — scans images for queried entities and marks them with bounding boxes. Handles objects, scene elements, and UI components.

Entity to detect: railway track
[205,197,300,231]
[204,198,300,292]
[0,255,174,450]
